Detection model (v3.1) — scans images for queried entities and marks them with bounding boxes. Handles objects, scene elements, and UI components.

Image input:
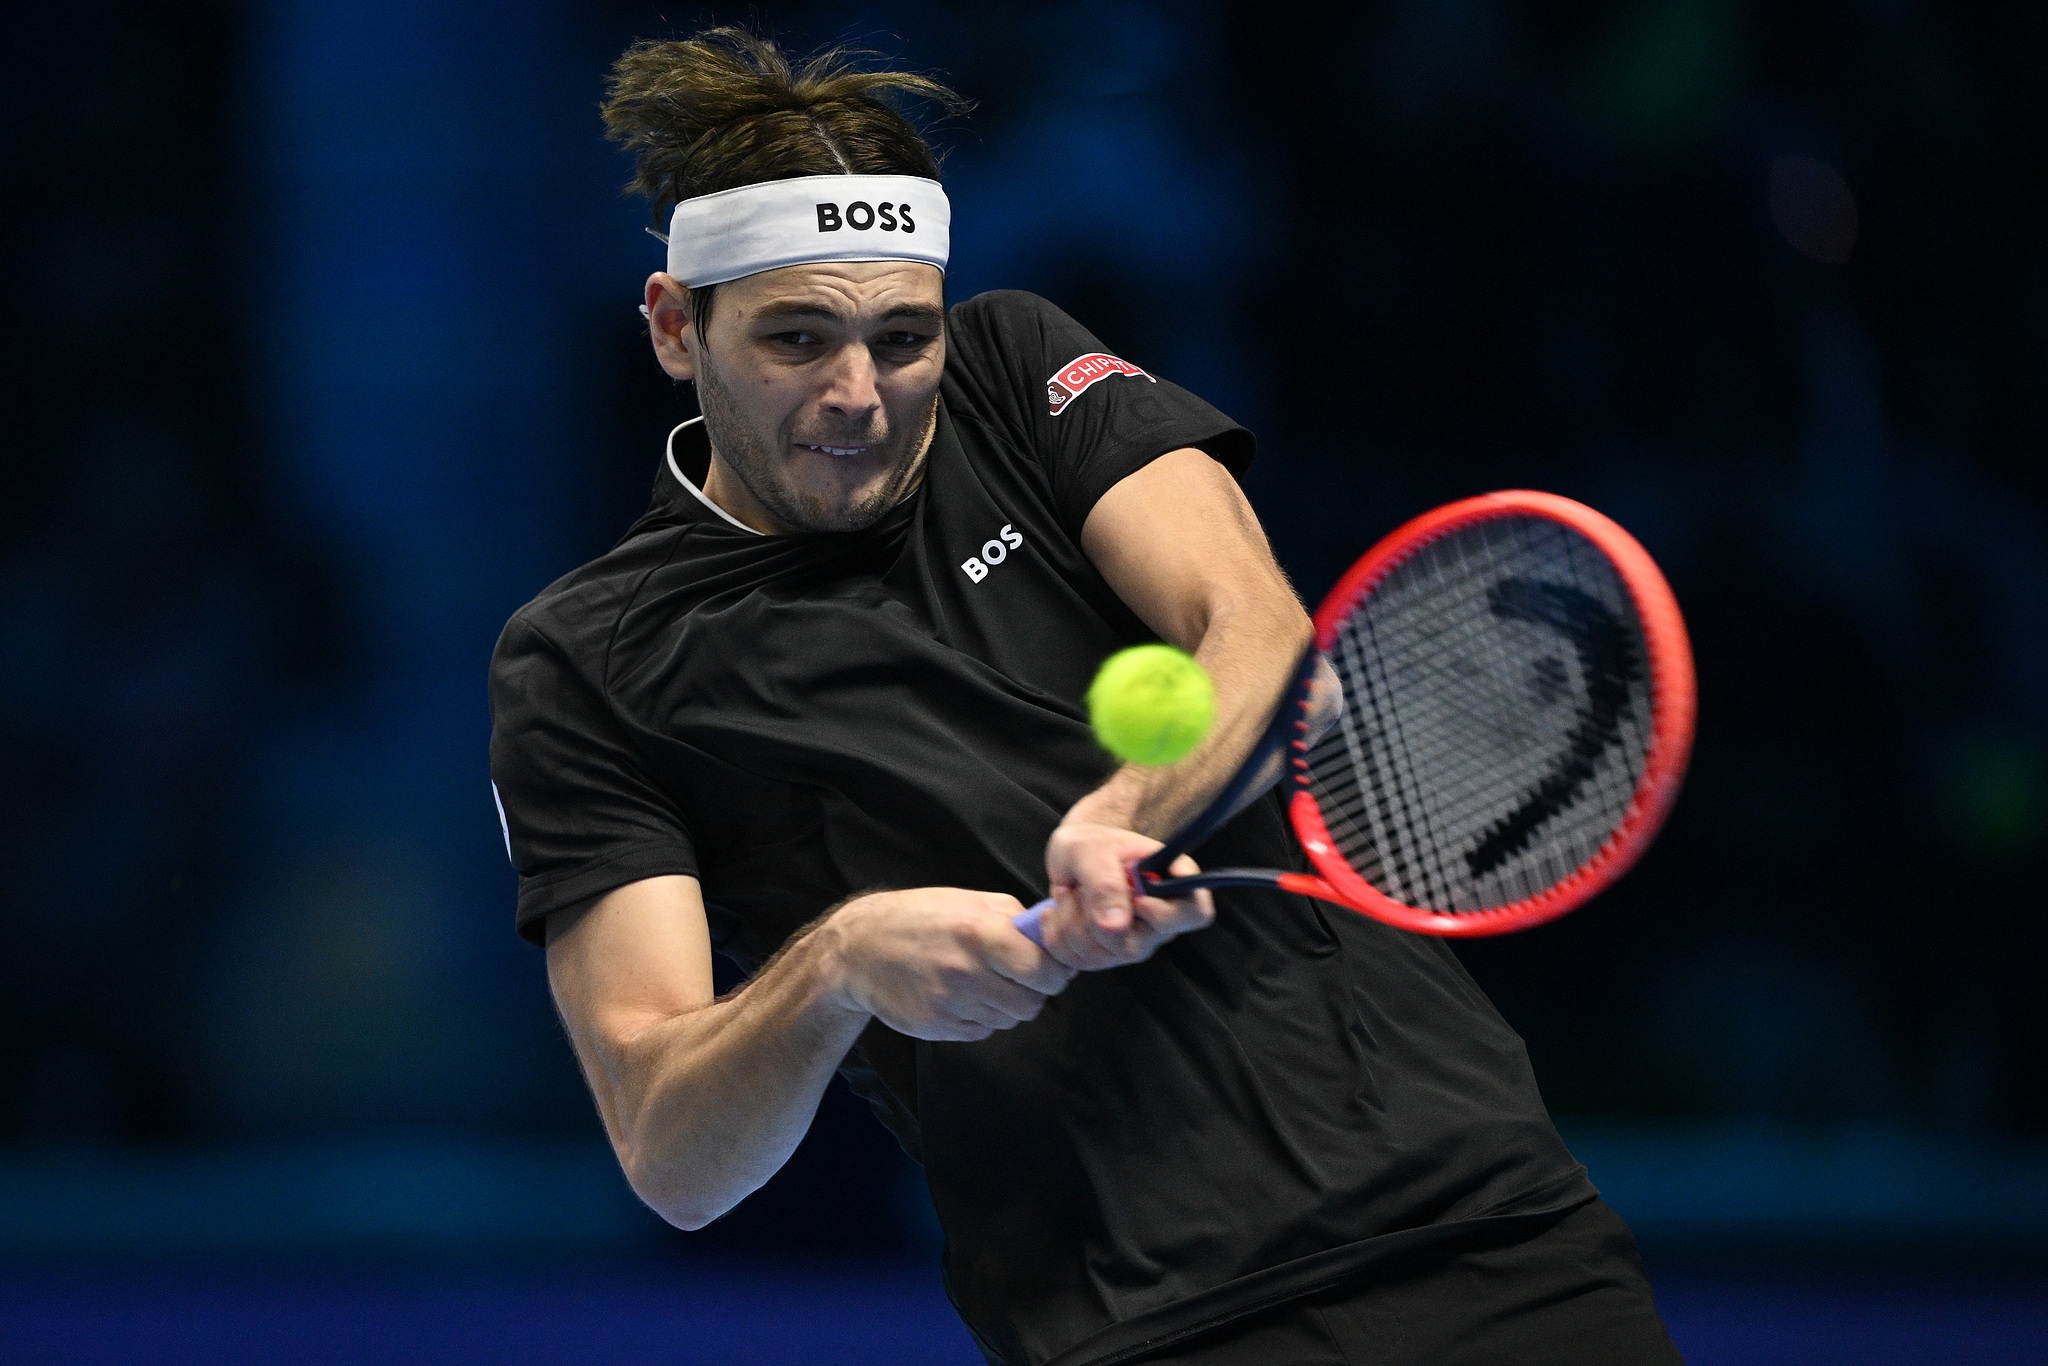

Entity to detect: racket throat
[1138,868,1328,897]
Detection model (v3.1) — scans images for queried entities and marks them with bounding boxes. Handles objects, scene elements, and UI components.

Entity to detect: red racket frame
[1278,490,1696,937]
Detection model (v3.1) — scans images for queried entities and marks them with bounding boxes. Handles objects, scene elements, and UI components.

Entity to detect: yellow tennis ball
[1087,645,1216,766]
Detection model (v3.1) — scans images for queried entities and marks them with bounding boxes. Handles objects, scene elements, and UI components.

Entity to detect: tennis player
[489,29,1683,1366]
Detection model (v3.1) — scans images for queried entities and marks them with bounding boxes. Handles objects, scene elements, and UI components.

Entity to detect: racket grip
[1014,861,1148,948]
[1013,898,1054,946]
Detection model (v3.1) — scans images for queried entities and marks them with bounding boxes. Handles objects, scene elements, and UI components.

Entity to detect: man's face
[651,261,947,534]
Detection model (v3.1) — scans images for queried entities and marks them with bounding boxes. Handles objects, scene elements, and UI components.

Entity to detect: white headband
[657,174,951,288]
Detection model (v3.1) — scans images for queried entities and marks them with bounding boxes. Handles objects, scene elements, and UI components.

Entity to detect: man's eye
[768,331,818,346]
[879,332,933,349]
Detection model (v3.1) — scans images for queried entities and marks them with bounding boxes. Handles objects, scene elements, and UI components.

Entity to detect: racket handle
[1013,898,1054,947]
[1013,861,1149,948]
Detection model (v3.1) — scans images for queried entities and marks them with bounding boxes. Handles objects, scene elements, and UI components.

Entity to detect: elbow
[661,1205,719,1233]
[614,1146,720,1236]
[620,1145,734,1232]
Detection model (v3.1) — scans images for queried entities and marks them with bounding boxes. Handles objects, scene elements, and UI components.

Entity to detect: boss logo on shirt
[1047,352,1154,416]
[961,523,1025,583]
[815,201,917,233]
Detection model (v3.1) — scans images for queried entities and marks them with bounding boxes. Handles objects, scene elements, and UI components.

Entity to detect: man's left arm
[1037,447,1313,970]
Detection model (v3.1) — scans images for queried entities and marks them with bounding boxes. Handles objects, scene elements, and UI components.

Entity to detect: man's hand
[1038,822,1215,971]
[821,889,1077,1041]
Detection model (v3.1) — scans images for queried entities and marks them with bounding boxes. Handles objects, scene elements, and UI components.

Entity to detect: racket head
[1290,490,1695,937]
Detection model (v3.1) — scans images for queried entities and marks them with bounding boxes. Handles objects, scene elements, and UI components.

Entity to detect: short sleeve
[489,615,698,944]
[943,290,1257,540]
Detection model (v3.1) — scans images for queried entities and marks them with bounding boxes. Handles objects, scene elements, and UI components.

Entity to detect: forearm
[556,882,1061,1229]
[579,924,868,1230]
[1069,446,1319,842]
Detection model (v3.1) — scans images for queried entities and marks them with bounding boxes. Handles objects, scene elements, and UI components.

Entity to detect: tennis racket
[1013,489,1695,940]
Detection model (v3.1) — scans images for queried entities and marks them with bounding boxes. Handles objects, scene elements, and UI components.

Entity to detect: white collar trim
[665,418,764,535]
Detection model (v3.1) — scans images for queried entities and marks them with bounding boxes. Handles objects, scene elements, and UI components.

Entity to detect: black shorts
[1133,1198,1683,1366]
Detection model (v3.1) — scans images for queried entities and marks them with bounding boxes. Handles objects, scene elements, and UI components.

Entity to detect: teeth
[805,444,869,456]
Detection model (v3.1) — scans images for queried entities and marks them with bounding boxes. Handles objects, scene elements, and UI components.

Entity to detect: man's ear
[646,273,698,382]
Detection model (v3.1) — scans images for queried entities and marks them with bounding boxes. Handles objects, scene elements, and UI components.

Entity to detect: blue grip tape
[1013,897,1054,946]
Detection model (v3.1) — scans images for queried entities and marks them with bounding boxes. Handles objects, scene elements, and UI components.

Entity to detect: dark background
[4,1,2046,1361]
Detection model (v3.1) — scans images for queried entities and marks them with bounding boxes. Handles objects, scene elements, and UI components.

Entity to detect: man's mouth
[797,442,878,457]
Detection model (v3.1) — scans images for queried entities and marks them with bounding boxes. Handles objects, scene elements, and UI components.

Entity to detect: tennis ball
[1087,645,1216,766]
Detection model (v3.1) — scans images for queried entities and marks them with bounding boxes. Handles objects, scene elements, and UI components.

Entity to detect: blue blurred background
[4,1,2046,1361]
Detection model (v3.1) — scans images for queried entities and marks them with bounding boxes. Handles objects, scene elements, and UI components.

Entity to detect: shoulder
[945,290,1082,356]
[490,522,690,693]
[941,290,1091,424]
[948,288,1066,330]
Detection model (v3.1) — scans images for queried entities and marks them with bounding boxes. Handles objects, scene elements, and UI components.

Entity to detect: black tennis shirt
[489,291,1595,1366]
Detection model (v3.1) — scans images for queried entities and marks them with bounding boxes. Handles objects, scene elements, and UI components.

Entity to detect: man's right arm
[545,875,1073,1230]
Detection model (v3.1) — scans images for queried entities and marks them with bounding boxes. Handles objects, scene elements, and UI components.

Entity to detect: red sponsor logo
[1046,352,1154,415]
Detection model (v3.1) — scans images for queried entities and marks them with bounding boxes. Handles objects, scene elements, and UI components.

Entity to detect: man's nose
[819,344,882,419]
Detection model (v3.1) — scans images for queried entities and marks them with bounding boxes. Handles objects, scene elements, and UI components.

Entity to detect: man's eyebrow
[876,303,946,324]
[752,301,841,322]
[751,300,946,326]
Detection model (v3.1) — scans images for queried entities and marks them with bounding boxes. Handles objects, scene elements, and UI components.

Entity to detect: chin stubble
[695,358,930,534]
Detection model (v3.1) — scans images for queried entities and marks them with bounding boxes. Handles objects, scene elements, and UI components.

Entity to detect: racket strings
[1305,515,1655,914]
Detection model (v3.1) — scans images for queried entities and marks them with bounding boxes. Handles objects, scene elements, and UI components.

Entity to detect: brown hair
[602,28,968,339]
